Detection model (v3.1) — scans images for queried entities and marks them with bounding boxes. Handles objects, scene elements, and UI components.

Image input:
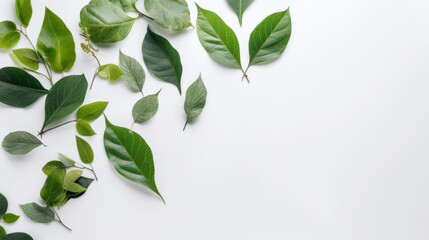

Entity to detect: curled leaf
[98,64,123,81]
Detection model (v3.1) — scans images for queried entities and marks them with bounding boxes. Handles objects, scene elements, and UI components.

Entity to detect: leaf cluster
[0,192,33,239]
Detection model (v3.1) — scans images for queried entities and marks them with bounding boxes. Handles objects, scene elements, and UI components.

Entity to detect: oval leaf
[0,67,48,108]
[0,21,20,49]
[142,27,182,94]
[0,192,7,217]
[42,161,66,175]
[37,8,76,72]
[2,131,44,155]
[76,120,96,136]
[249,9,292,66]
[76,101,109,122]
[119,51,145,93]
[227,0,254,26]
[196,4,241,69]
[20,202,55,224]
[3,232,33,240]
[0,226,5,238]
[144,0,191,31]
[10,48,39,71]
[98,64,123,81]
[76,135,94,164]
[2,213,20,224]
[80,0,137,43]
[184,75,207,129]
[42,75,88,131]
[15,0,33,28]
[132,90,160,124]
[40,170,66,206]
[103,116,164,202]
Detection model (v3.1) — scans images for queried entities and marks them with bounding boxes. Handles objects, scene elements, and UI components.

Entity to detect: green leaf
[10,49,39,71]
[249,9,292,66]
[3,232,33,240]
[142,27,182,94]
[2,131,44,155]
[111,0,137,12]
[0,21,20,49]
[98,64,123,81]
[66,176,94,201]
[42,161,66,175]
[76,120,96,136]
[76,101,108,122]
[42,75,88,131]
[0,67,48,108]
[37,8,76,72]
[20,202,55,224]
[2,213,19,224]
[226,0,254,26]
[15,0,33,27]
[0,193,7,217]
[103,116,164,202]
[80,0,137,43]
[132,90,160,124]
[144,0,191,31]
[184,75,207,129]
[119,51,145,93]
[76,136,94,164]
[64,170,86,193]
[0,225,6,238]
[58,153,76,167]
[196,4,242,69]
[40,170,66,206]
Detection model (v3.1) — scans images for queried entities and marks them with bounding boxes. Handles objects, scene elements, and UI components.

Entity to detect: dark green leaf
[42,75,88,132]
[144,0,191,31]
[15,0,33,27]
[142,27,182,94]
[2,213,19,224]
[0,193,7,217]
[64,170,86,193]
[76,120,96,136]
[226,0,254,26]
[0,67,48,108]
[42,161,66,175]
[80,0,137,43]
[2,131,44,155]
[249,9,292,66]
[76,136,94,164]
[98,64,123,81]
[103,116,164,202]
[3,232,33,240]
[132,90,160,124]
[0,225,5,238]
[119,51,145,93]
[0,21,20,49]
[40,170,66,206]
[10,49,39,71]
[196,4,242,68]
[184,75,207,129]
[37,8,76,72]
[76,101,108,121]
[20,202,55,224]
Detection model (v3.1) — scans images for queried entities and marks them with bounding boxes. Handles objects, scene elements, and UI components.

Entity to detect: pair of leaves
[0,21,20,49]
[0,193,20,224]
[103,116,164,202]
[2,131,44,155]
[227,0,254,26]
[0,67,48,108]
[76,101,109,136]
[184,75,207,130]
[196,5,292,76]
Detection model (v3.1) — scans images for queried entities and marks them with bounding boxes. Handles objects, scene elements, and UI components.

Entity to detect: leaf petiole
[51,207,71,231]
[38,119,77,137]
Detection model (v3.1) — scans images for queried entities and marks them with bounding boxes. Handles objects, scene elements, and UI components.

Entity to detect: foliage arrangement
[0,192,33,239]
[0,0,292,235]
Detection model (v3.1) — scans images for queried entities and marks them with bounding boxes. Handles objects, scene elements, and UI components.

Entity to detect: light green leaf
[0,225,5,238]
[76,120,96,136]
[76,136,94,164]
[132,90,160,124]
[196,4,241,69]
[3,232,33,240]
[0,21,20,49]
[80,0,137,43]
[0,67,48,108]
[15,0,33,27]
[119,51,145,93]
[184,75,207,129]
[2,213,19,224]
[42,75,88,132]
[20,202,55,223]
[111,0,137,12]
[37,8,76,72]
[0,193,7,217]
[249,9,292,66]
[64,170,87,193]
[42,161,66,175]
[103,116,164,202]
[10,48,39,71]
[98,64,123,81]
[226,0,254,26]
[144,0,191,31]
[58,153,76,167]
[142,27,182,94]
[76,101,108,122]
[40,170,66,206]
[2,131,44,155]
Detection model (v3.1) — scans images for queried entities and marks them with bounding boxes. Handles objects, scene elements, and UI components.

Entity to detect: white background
[1,0,429,239]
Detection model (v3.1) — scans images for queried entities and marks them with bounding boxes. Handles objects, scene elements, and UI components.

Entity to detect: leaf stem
[241,66,250,83]
[89,52,101,90]
[183,121,188,131]
[90,164,98,181]
[135,9,154,21]
[74,163,99,181]
[39,119,77,137]
[51,207,72,231]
